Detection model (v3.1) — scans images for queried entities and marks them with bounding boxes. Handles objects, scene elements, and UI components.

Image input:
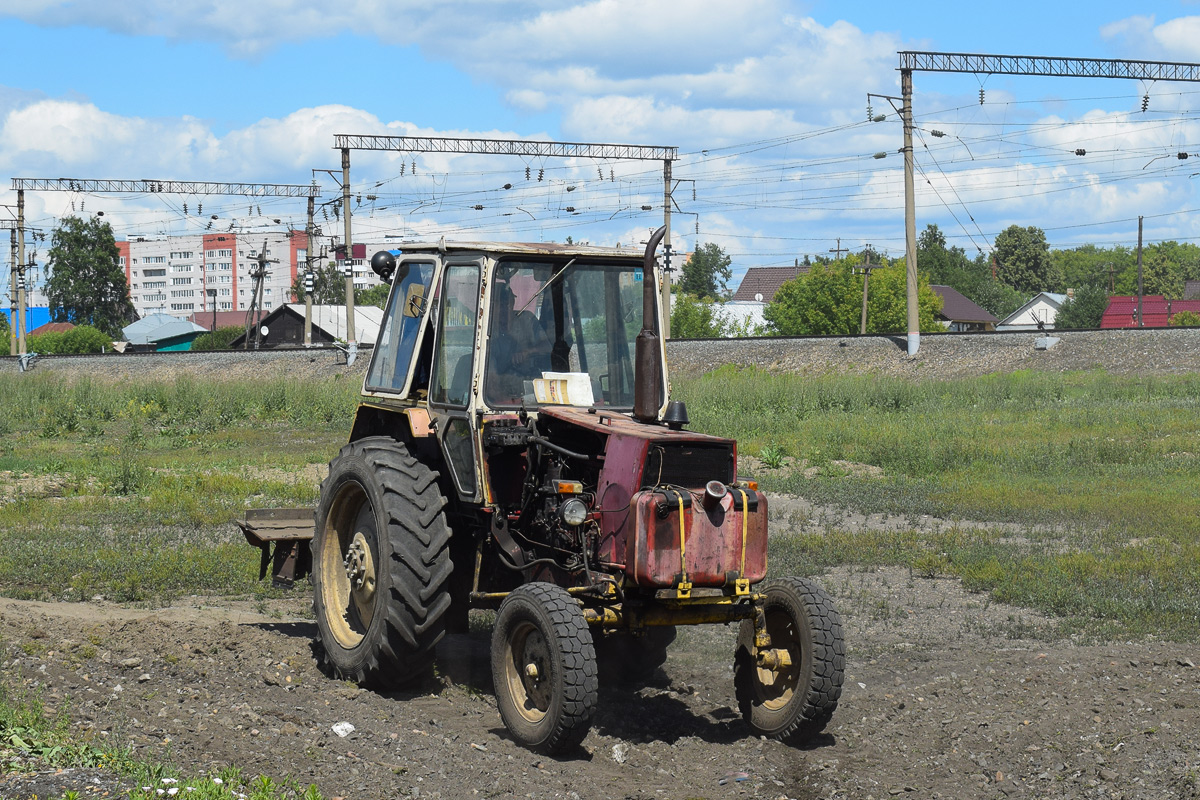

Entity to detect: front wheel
[491,583,598,754]
[735,577,844,743]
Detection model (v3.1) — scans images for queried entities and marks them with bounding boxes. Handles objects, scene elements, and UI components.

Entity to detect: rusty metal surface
[539,406,731,445]
[238,508,314,587]
[625,490,768,589]
[237,508,314,545]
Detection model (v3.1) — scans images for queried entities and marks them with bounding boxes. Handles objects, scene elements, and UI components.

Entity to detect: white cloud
[1101,14,1200,61]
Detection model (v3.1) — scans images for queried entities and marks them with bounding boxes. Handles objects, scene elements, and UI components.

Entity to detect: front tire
[735,577,844,743]
[312,437,453,687]
[491,583,598,753]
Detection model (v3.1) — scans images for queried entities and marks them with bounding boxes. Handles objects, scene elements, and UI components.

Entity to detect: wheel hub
[517,629,552,713]
[344,531,376,601]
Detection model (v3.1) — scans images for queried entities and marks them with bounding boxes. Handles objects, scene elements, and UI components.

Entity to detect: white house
[997,292,1068,331]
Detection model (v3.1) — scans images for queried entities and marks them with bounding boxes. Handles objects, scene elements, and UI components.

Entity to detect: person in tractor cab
[487,277,551,400]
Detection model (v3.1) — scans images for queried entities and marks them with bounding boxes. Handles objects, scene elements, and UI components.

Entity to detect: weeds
[675,367,1200,641]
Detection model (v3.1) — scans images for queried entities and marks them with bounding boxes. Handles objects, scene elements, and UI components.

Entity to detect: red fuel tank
[626,489,768,588]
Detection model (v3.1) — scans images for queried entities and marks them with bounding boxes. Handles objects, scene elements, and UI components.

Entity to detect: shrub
[191,325,245,351]
[27,326,112,354]
[1170,310,1200,327]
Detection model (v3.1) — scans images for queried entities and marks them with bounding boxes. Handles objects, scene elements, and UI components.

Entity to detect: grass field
[1,367,1198,639]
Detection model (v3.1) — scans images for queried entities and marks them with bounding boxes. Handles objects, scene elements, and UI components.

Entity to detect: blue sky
[3,0,1200,293]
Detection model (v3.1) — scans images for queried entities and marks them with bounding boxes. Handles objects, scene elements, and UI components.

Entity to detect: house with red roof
[1100,295,1200,328]
[28,321,75,336]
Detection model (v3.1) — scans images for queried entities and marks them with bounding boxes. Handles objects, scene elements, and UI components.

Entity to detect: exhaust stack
[633,225,667,423]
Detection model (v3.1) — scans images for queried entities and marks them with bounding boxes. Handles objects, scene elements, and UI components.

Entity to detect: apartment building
[120,230,311,320]
[120,232,390,320]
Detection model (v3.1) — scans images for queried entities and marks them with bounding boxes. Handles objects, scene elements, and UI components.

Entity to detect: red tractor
[244,227,843,753]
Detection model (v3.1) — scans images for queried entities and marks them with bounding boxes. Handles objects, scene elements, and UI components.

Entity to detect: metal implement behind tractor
[242,227,844,753]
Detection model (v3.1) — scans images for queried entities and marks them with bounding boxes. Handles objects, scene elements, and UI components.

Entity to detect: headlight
[560,497,588,526]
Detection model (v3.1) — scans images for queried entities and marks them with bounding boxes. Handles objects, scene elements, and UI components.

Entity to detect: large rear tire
[735,577,844,743]
[312,437,453,688]
[491,583,598,754]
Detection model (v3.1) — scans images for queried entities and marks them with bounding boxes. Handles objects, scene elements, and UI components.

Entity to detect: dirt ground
[3,555,1199,800]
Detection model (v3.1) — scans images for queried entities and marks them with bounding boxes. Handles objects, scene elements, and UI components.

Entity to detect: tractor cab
[352,241,667,504]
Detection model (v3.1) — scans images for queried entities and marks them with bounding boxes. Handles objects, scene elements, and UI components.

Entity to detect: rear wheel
[491,583,598,753]
[312,437,453,687]
[735,577,844,743]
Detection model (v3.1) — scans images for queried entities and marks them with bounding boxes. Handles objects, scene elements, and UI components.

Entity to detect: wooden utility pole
[829,238,847,260]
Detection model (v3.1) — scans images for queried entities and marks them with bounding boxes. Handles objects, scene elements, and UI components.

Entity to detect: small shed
[228,304,384,349]
[121,314,208,351]
[996,292,1068,331]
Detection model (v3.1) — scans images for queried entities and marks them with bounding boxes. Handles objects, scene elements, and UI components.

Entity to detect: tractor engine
[485,407,769,595]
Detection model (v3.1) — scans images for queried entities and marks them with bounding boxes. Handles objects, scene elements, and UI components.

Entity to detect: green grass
[675,366,1200,640]
[0,675,325,800]
[0,373,356,603]
[4,367,1200,638]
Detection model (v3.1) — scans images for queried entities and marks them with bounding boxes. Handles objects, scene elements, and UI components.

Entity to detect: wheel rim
[753,606,802,711]
[503,620,553,724]
[319,483,379,649]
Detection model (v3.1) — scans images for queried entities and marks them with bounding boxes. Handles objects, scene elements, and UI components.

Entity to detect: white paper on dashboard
[532,371,595,407]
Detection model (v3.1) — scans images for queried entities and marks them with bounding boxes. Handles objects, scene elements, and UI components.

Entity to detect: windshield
[483,259,657,409]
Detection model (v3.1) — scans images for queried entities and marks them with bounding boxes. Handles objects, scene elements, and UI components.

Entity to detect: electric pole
[1137,216,1144,328]
[341,148,356,364]
[17,188,26,356]
[901,69,919,356]
[662,159,672,339]
[829,239,847,260]
[857,250,880,335]
[305,194,315,347]
[8,228,15,356]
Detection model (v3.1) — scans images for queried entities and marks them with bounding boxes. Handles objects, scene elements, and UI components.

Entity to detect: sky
[4,0,1200,294]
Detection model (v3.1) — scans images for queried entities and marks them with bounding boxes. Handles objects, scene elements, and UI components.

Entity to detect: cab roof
[388,239,640,260]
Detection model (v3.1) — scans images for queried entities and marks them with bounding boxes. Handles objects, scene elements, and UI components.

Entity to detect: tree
[678,243,732,301]
[994,225,1060,294]
[763,256,942,336]
[45,216,134,337]
[917,224,1024,319]
[670,294,726,338]
[1054,285,1109,329]
[0,310,9,342]
[191,325,245,351]
[1051,244,1131,293]
[290,261,346,305]
[27,325,112,354]
[356,283,390,309]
